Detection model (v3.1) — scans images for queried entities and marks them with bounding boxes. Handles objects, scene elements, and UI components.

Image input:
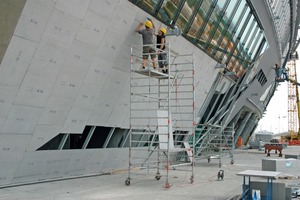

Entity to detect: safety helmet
[145,20,152,28]
[159,28,167,35]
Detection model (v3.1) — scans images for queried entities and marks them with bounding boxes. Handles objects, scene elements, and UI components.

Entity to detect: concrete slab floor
[1,146,300,200]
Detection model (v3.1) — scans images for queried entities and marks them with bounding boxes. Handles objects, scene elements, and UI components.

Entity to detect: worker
[156,27,168,73]
[273,63,282,80]
[272,63,289,81]
[135,18,157,69]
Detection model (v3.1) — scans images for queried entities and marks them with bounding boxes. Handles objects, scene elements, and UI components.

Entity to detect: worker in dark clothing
[135,19,157,69]
[157,28,168,73]
[273,63,281,79]
[273,63,284,81]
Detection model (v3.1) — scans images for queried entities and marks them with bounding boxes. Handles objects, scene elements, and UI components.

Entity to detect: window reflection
[186,0,210,42]
[156,0,183,25]
[204,1,229,55]
[135,0,160,14]
[176,0,201,31]
[132,0,268,80]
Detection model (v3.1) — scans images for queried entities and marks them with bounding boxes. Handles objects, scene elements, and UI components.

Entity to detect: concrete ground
[1,146,300,200]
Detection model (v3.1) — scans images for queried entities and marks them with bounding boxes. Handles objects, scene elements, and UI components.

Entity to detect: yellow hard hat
[159,28,167,35]
[145,20,152,28]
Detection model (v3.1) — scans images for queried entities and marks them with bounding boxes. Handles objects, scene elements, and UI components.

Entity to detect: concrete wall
[250,181,288,200]
[0,0,219,186]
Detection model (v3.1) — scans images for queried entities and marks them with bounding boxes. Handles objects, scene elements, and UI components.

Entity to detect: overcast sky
[256,81,288,133]
[256,54,300,133]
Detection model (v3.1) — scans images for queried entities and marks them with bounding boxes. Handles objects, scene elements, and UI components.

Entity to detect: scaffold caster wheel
[230,160,234,164]
[165,182,171,189]
[155,173,161,180]
[125,179,130,186]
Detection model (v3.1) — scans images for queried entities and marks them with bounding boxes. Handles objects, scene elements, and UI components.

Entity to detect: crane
[275,51,300,145]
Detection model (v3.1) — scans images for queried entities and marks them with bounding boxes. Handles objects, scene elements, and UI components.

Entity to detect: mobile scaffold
[126,43,195,188]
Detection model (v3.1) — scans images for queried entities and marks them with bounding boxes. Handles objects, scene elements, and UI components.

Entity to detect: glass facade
[130,0,268,79]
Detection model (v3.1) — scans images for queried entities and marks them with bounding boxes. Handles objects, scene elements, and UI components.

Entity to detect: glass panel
[156,0,184,25]
[232,7,249,42]
[197,1,216,46]
[217,1,248,63]
[187,0,211,44]
[176,0,201,31]
[250,32,264,60]
[225,6,250,65]
[135,0,161,14]
[259,40,269,56]
[231,15,254,66]
[205,0,229,55]
[241,18,255,51]
[211,0,241,60]
[186,1,208,41]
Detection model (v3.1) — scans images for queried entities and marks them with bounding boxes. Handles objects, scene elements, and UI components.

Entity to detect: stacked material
[262,158,300,178]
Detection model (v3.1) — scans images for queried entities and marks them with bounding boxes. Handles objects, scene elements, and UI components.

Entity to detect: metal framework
[194,124,234,167]
[287,51,300,144]
[126,43,195,188]
[288,59,297,139]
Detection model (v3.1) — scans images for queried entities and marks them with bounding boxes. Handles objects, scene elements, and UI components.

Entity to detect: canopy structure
[236,170,281,200]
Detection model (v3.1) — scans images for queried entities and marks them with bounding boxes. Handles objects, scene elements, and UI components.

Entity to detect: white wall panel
[55,0,89,20]
[73,84,100,111]
[41,9,81,50]
[101,68,127,95]
[76,10,108,47]
[50,79,80,101]
[0,134,30,162]
[0,134,31,185]
[0,163,19,185]
[2,105,42,134]
[0,36,37,87]
[27,42,68,79]
[13,153,46,183]
[14,0,54,42]
[14,73,53,108]
[111,3,136,37]
[62,108,89,133]
[60,40,96,78]
[41,152,72,180]
[84,56,111,86]
[88,91,118,126]
[113,43,131,72]
[38,97,70,126]
[65,150,92,176]
[89,0,118,21]
[0,86,18,119]
[101,149,127,172]
[13,151,71,183]
[97,30,123,63]
[83,150,107,174]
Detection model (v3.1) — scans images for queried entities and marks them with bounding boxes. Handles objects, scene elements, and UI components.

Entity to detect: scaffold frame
[125,43,195,188]
[194,123,235,167]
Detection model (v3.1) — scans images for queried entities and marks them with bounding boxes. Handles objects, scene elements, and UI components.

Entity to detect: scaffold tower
[125,43,195,188]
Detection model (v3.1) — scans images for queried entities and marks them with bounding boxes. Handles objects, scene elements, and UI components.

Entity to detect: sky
[256,81,288,133]
[256,53,300,134]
